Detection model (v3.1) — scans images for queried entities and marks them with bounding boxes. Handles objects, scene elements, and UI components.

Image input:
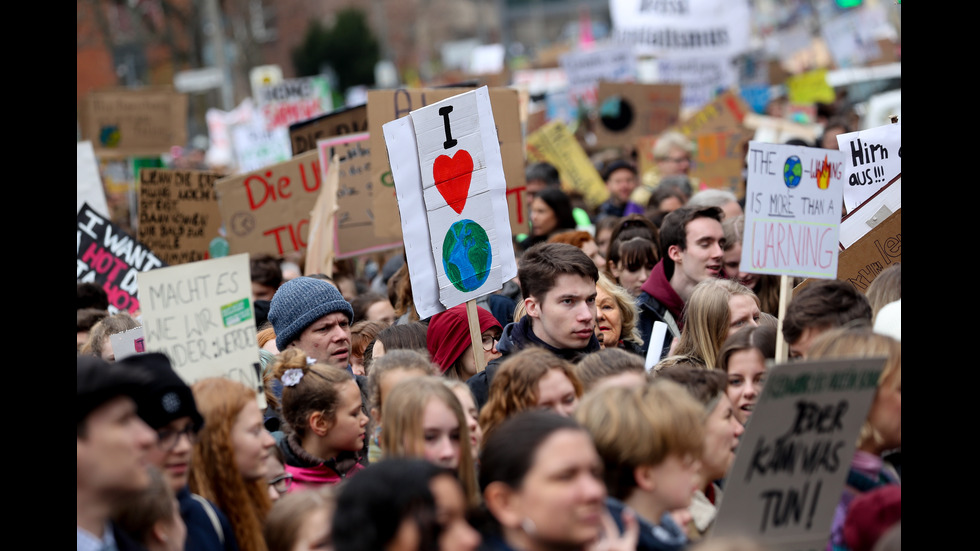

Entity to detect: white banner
[610,0,751,59]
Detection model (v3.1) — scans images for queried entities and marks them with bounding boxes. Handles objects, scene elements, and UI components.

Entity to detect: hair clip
[282,368,304,387]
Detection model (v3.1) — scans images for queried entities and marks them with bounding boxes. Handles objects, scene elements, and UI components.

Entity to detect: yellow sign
[526,121,609,209]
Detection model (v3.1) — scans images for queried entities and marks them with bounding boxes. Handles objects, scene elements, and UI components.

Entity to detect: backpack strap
[190,493,225,545]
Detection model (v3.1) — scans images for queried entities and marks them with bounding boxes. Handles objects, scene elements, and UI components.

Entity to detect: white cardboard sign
[836,122,901,213]
[383,86,516,318]
[741,142,845,280]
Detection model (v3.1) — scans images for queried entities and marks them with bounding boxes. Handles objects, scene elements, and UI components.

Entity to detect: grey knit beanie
[269,277,354,351]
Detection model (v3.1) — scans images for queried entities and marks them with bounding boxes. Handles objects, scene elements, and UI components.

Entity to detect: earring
[521,517,537,535]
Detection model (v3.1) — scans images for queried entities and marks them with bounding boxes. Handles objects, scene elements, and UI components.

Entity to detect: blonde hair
[595,271,642,346]
[379,376,480,507]
[673,278,760,369]
[576,380,705,500]
[263,485,337,551]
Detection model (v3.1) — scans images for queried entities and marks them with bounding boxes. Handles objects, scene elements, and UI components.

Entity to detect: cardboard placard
[137,168,225,266]
[610,0,752,59]
[368,87,528,238]
[559,45,637,108]
[288,104,368,155]
[137,253,264,407]
[526,121,609,210]
[110,327,146,361]
[837,209,901,293]
[213,149,323,257]
[673,89,752,137]
[741,142,845,280]
[712,357,887,550]
[77,141,110,218]
[689,127,755,195]
[78,87,188,157]
[316,132,403,259]
[383,87,517,318]
[594,82,682,149]
[77,203,167,315]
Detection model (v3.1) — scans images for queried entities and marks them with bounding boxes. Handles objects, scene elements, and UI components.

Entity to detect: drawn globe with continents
[783,155,802,189]
[442,219,492,292]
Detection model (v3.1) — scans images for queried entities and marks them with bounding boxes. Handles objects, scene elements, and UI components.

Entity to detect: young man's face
[668,217,725,286]
[77,396,157,495]
[290,311,352,368]
[605,168,637,204]
[525,274,597,350]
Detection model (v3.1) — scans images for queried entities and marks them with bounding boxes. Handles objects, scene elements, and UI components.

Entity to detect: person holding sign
[576,380,707,551]
[807,327,901,551]
[635,206,726,361]
[465,242,601,411]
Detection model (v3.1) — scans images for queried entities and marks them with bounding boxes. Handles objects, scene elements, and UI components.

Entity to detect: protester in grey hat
[268,276,356,370]
[77,355,158,551]
[119,352,240,551]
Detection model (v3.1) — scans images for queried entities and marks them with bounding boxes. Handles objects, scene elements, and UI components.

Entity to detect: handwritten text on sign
[741,142,845,279]
[137,253,263,406]
[836,122,901,213]
[711,357,885,550]
[77,203,167,315]
[138,168,225,266]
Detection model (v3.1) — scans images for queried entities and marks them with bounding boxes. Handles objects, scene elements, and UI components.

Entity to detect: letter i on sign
[410,88,502,307]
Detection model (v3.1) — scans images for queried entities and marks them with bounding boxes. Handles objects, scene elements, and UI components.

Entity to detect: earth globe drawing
[783,155,802,188]
[442,219,492,292]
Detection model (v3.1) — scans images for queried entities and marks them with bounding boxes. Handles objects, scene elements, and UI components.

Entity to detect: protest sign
[836,122,901,213]
[137,168,225,265]
[214,149,322,257]
[77,141,110,218]
[254,75,333,131]
[838,209,901,293]
[288,104,368,155]
[317,132,402,259]
[839,174,900,249]
[741,142,846,280]
[610,0,751,59]
[368,87,528,238]
[674,89,751,136]
[593,82,681,149]
[559,45,637,108]
[79,87,188,157]
[526,121,609,210]
[656,57,739,115]
[110,326,146,361]
[786,69,836,105]
[137,253,264,407]
[230,114,293,173]
[77,203,167,315]
[712,357,887,550]
[383,86,517,319]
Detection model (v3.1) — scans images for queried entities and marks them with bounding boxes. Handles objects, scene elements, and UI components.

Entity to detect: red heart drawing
[433,149,473,214]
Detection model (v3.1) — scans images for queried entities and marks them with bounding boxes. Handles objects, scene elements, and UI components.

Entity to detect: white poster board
[610,0,751,59]
[137,253,264,406]
[836,122,901,213]
[712,357,887,550]
[560,45,637,105]
[741,142,846,279]
[383,86,517,318]
[110,326,146,361]
[77,140,110,218]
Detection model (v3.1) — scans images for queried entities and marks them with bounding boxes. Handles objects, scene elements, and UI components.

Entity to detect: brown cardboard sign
[689,127,754,196]
[837,209,901,293]
[79,87,188,157]
[213,149,322,257]
[288,104,368,155]
[367,87,528,238]
[137,168,225,265]
[673,89,752,136]
[594,82,682,149]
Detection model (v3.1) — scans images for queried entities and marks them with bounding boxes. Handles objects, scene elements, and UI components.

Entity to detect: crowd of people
[79,133,901,551]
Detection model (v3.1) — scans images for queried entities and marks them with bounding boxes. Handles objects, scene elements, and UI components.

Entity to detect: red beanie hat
[426,304,502,374]
[843,485,901,551]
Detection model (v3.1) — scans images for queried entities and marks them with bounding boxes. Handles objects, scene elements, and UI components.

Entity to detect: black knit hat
[77,355,153,426]
[116,352,204,431]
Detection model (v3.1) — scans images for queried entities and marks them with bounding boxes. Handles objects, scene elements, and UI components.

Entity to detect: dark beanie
[426,304,502,374]
[269,276,354,351]
[77,356,153,426]
[117,352,204,431]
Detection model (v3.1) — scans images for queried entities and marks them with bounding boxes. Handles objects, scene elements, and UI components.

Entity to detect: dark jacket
[606,497,689,551]
[636,260,685,360]
[466,315,601,411]
[178,487,240,551]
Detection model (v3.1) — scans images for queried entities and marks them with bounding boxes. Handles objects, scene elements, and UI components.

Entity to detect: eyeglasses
[156,424,198,452]
[269,473,293,494]
[481,335,500,351]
